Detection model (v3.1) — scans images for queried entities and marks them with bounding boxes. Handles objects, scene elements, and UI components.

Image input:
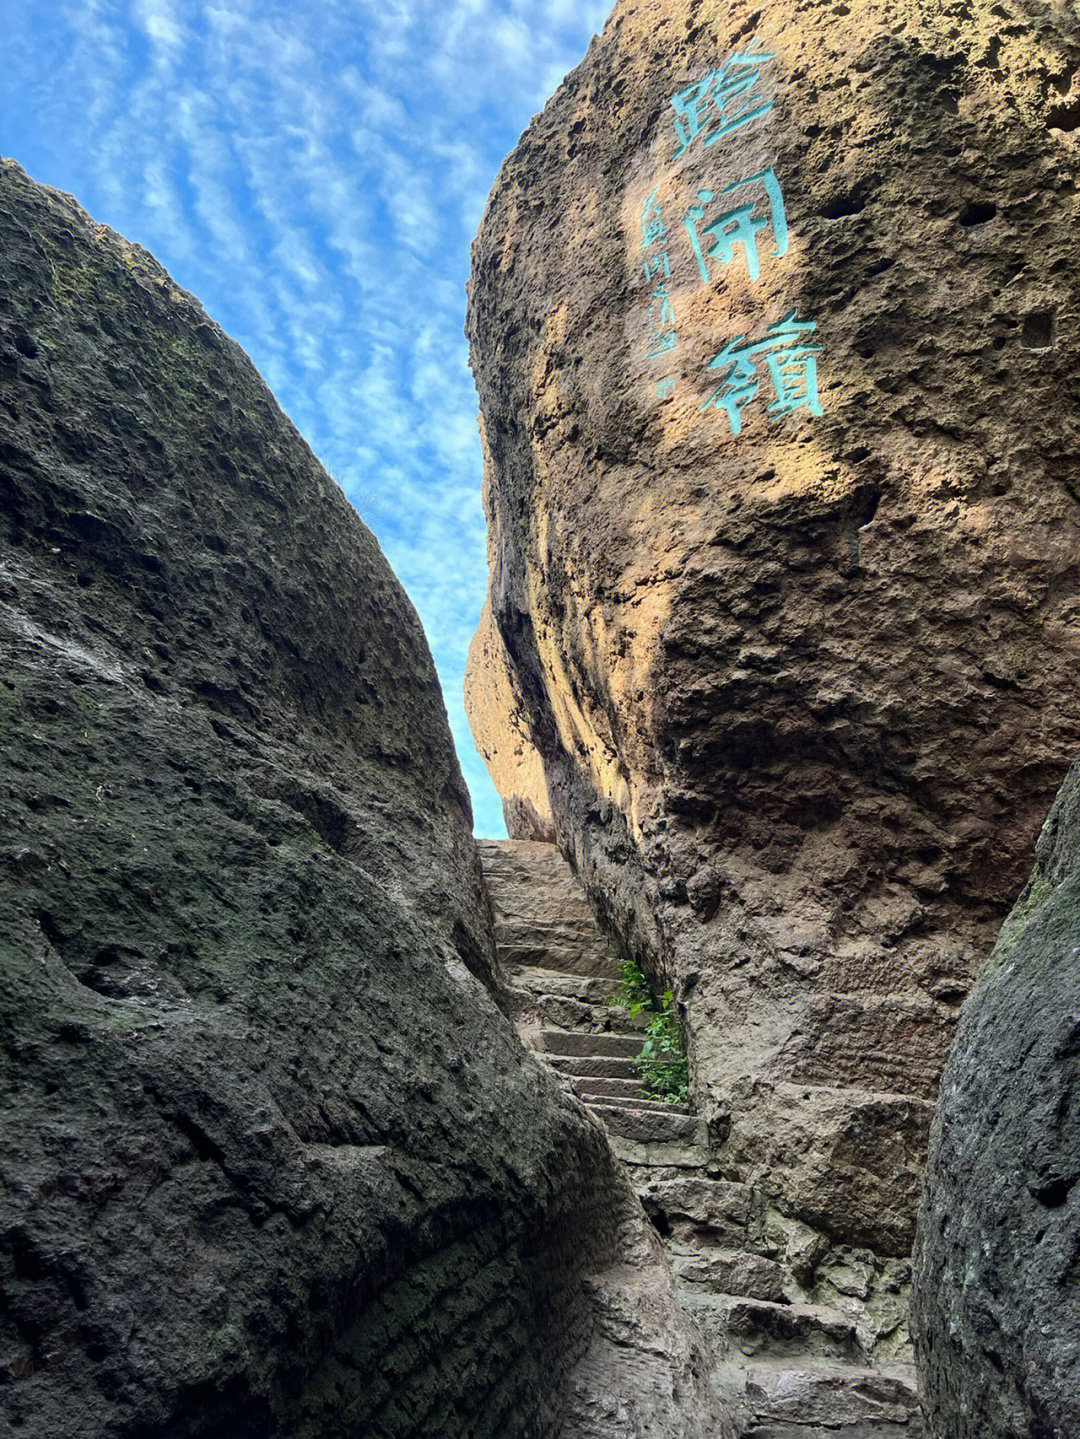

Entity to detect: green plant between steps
[610,956,690,1107]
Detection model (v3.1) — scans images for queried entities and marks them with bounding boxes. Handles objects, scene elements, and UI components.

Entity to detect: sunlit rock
[466,0,1080,1350]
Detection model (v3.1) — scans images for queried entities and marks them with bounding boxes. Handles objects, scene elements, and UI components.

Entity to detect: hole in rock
[1047,97,1080,132]
[1022,310,1055,349]
[1031,1174,1076,1208]
[649,1208,672,1239]
[820,192,865,219]
[959,201,997,226]
[37,910,66,948]
[853,484,882,528]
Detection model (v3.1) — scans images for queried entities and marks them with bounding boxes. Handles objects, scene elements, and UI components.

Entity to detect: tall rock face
[0,160,727,1439]
[465,0,1080,1317]
[913,756,1080,1439]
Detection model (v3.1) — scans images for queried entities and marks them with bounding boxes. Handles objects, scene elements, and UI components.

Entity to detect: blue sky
[3,0,609,835]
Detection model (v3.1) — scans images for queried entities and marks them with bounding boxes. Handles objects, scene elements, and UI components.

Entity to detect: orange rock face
[465,0,1080,1279]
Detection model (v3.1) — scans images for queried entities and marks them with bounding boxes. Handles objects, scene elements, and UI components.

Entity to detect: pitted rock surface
[465,0,1080,1276]
[0,160,728,1439]
[914,757,1080,1438]
[480,840,924,1436]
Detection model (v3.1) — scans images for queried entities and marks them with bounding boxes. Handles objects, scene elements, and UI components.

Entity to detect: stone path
[480,839,925,1439]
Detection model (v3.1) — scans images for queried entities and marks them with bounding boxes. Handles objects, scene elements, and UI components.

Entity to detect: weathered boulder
[913,757,1080,1438]
[0,160,727,1439]
[465,0,1080,1289]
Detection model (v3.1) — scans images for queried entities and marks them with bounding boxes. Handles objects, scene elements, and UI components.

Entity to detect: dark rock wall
[0,160,725,1439]
[465,0,1080,1282]
[913,756,1080,1439]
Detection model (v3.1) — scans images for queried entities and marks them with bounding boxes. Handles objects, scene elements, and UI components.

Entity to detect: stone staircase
[479,839,925,1439]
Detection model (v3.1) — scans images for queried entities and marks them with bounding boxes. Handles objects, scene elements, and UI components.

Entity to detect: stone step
[637,1175,754,1244]
[545,1053,639,1080]
[508,966,615,1005]
[607,1132,711,1172]
[671,1249,785,1304]
[682,1294,865,1367]
[571,1076,650,1102]
[504,988,643,1035]
[493,931,621,978]
[585,1103,704,1145]
[577,1088,690,1116]
[740,1364,924,1438]
[534,1028,642,1058]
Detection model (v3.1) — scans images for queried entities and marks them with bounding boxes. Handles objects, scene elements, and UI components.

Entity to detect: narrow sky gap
[3,0,610,835]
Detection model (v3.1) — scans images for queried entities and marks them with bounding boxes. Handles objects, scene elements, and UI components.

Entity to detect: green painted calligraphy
[701,311,822,434]
[670,47,777,158]
[684,169,789,285]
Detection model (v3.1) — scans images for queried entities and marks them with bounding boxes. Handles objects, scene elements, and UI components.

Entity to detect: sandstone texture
[468,604,556,840]
[481,839,925,1436]
[0,160,727,1439]
[913,757,1080,1439]
[465,0,1080,1298]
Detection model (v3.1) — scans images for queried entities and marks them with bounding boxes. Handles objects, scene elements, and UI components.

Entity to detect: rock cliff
[480,840,926,1435]
[465,0,1080,1339]
[913,756,1080,1438]
[0,159,726,1438]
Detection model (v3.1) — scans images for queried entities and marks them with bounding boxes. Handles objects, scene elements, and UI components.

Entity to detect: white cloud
[7,0,608,835]
[134,0,184,50]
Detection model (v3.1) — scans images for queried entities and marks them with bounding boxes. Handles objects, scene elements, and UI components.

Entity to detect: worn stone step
[534,1028,642,1058]
[671,1249,785,1303]
[509,966,615,1004]
[545,1053,639,1080]
[741,1364,924,1438]
[585,1102,704,1144]
[571,1076,649,1102]
[683,1294,864,1367]
[576,1088,690,1116]
[637,1175,754,1244]
[506,988,643,1034]
[608,1132,712,1172]
[493,931,620,978]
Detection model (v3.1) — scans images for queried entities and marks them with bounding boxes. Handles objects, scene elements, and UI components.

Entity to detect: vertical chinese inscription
[641,190,678,399]
[637,39,824,434]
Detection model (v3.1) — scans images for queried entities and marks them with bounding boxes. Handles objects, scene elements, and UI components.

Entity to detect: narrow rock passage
[480,839,925,1439]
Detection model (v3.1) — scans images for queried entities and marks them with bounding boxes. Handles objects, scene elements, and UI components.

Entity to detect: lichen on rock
[913,756,1080,1438]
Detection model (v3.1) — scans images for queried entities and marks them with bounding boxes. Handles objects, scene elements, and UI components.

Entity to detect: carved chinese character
[684,169,789,285]
[702,311,822,434]
[670,47,777,158]
[640,188,668,248]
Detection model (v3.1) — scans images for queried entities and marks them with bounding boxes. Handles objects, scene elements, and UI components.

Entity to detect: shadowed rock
[0,159,727,1439]
[913,757,1080,1438]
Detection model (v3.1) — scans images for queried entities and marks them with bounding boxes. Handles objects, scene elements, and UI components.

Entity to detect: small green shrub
[611,957,690,1106]
[611,954,653,1016]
